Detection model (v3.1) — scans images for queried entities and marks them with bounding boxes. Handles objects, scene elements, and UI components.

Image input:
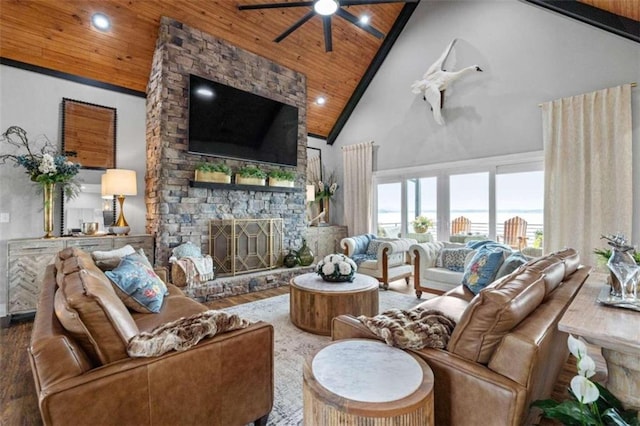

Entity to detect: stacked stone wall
[146,17,308,266]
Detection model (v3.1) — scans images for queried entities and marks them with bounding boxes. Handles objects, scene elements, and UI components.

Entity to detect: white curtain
[342,141,373,236]
[542,84,632,266]
[306,153,322,220]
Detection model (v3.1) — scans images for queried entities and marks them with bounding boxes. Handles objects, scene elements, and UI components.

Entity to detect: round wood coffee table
[303,339,434,425]
[289,273,378,336]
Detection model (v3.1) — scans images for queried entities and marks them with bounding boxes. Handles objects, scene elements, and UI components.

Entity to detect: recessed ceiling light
[360,15,370,25]
[314,0,338,16]
[91,13,111,31]
[316,97,326,105]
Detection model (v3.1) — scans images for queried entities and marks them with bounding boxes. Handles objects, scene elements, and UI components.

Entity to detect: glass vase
[297,239,314,266]
[42,182,55,239]
[607,247,639,300]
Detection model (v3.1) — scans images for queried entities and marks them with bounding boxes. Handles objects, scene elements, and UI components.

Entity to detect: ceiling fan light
[314,0,338,16]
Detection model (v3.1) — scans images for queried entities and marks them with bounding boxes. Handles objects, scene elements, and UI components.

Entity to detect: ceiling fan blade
[274,10,316,43]
[323,16,333,52]
[340,0,420,5]
[238,2,314,10]
[335,8,385,39]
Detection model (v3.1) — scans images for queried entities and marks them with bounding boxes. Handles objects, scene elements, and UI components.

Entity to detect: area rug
[222,290,425,426]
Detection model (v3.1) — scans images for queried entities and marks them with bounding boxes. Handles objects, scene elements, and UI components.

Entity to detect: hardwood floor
[0,279,599,426]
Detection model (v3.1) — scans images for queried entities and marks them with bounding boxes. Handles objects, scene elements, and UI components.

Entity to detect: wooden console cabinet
[305,225,348,261]
[4,235,153,325]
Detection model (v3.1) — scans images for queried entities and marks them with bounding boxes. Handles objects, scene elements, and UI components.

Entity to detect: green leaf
[601,408,634,426]
[538,400,600,426]
[595,383,624,412]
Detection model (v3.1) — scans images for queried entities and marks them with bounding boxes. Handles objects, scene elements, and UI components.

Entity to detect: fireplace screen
[209,218,283,276]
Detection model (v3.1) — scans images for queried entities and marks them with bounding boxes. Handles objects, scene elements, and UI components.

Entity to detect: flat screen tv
[188,74,299,167]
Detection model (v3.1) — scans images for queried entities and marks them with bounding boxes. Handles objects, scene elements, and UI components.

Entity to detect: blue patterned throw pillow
[172,241,202,259]
[438,248,473,272]
[462,246,510,294]
[366,240,384,257]
[106,256,168,313]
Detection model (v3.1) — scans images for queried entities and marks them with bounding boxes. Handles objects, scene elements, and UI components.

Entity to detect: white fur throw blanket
[128,310,250,357]
[357,307,456,350]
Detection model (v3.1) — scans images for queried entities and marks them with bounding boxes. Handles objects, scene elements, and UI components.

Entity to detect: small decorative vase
[283,250,299,268]
[42,182,55,239]
[413,225,428,234]
[322,198,330,224]
[297,239,314,266]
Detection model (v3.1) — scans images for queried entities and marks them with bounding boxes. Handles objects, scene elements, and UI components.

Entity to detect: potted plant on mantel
[236,165,267,186]
[194,163,231,184]
[268,169,295,188]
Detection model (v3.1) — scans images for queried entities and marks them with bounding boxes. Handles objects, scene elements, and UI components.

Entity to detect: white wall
[0,65,147,317]
[330,0,640,239]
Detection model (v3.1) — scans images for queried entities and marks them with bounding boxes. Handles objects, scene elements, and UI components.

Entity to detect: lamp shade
[306,185,316,202]
[101,169,137,196]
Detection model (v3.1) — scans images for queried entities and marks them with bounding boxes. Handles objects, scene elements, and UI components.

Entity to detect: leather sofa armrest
[154,266,169,284]
[331,314,528,425]
[35,322,274,426]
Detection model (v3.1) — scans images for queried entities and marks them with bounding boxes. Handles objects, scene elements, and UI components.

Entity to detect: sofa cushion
[106,255,168,314]
[424,267,464,286]
[495,252,528,279]
[437,248,474,272]
[92,245,136,270]
[448,269,546,364]
[350,234,376,255]
[366,240,384,256]
[462,246,510,294]
[554,248,580,278]
[55,249,139,365]
[526,254,566,296]
[416,296,470,324]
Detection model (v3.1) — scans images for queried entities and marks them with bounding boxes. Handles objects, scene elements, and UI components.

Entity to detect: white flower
[338,261,352,275]
[577,355,597,378]
[345,257,357,270]
[322,262,335,275]
[38,153,57,175]
[568,334,587,359]
[329,182,338,194]
[323,254,334,263]
[570,375,599,404]
[317,180,323,191]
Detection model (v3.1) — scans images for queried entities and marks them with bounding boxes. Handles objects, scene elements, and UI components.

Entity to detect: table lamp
[101,169,137,235]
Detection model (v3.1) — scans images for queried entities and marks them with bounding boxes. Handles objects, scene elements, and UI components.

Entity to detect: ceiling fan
[238,0,419,52]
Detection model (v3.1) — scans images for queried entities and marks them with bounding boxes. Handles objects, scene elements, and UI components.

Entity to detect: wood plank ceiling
[0,0,407,141]
[0,1,636,142]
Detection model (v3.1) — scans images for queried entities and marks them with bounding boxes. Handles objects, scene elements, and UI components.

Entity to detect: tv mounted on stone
[188,74,299,167]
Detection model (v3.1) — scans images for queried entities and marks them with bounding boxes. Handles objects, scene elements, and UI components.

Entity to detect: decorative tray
[596,285,640,312]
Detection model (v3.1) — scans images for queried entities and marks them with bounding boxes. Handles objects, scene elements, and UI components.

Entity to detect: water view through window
[376,169,543,242]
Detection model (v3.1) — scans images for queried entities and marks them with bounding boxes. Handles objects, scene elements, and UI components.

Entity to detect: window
[450,172,489,237]
[496,170,544,247]
[407,177,437,237]
[376,182,402,238]
[372,153,543,242]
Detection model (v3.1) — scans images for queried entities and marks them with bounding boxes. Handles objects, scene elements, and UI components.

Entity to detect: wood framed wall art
[62,98,116,169]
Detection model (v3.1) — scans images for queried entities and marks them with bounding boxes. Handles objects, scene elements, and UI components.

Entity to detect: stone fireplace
[145,17,308,267]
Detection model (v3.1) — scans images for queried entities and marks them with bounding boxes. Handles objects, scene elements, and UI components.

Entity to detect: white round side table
[303,339,434,425]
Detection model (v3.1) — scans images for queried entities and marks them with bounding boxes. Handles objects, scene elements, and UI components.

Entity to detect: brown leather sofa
[29,247,274,426]
[332,248,590,426]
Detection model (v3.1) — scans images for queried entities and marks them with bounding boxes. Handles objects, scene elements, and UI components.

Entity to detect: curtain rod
[538,82,637,107]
